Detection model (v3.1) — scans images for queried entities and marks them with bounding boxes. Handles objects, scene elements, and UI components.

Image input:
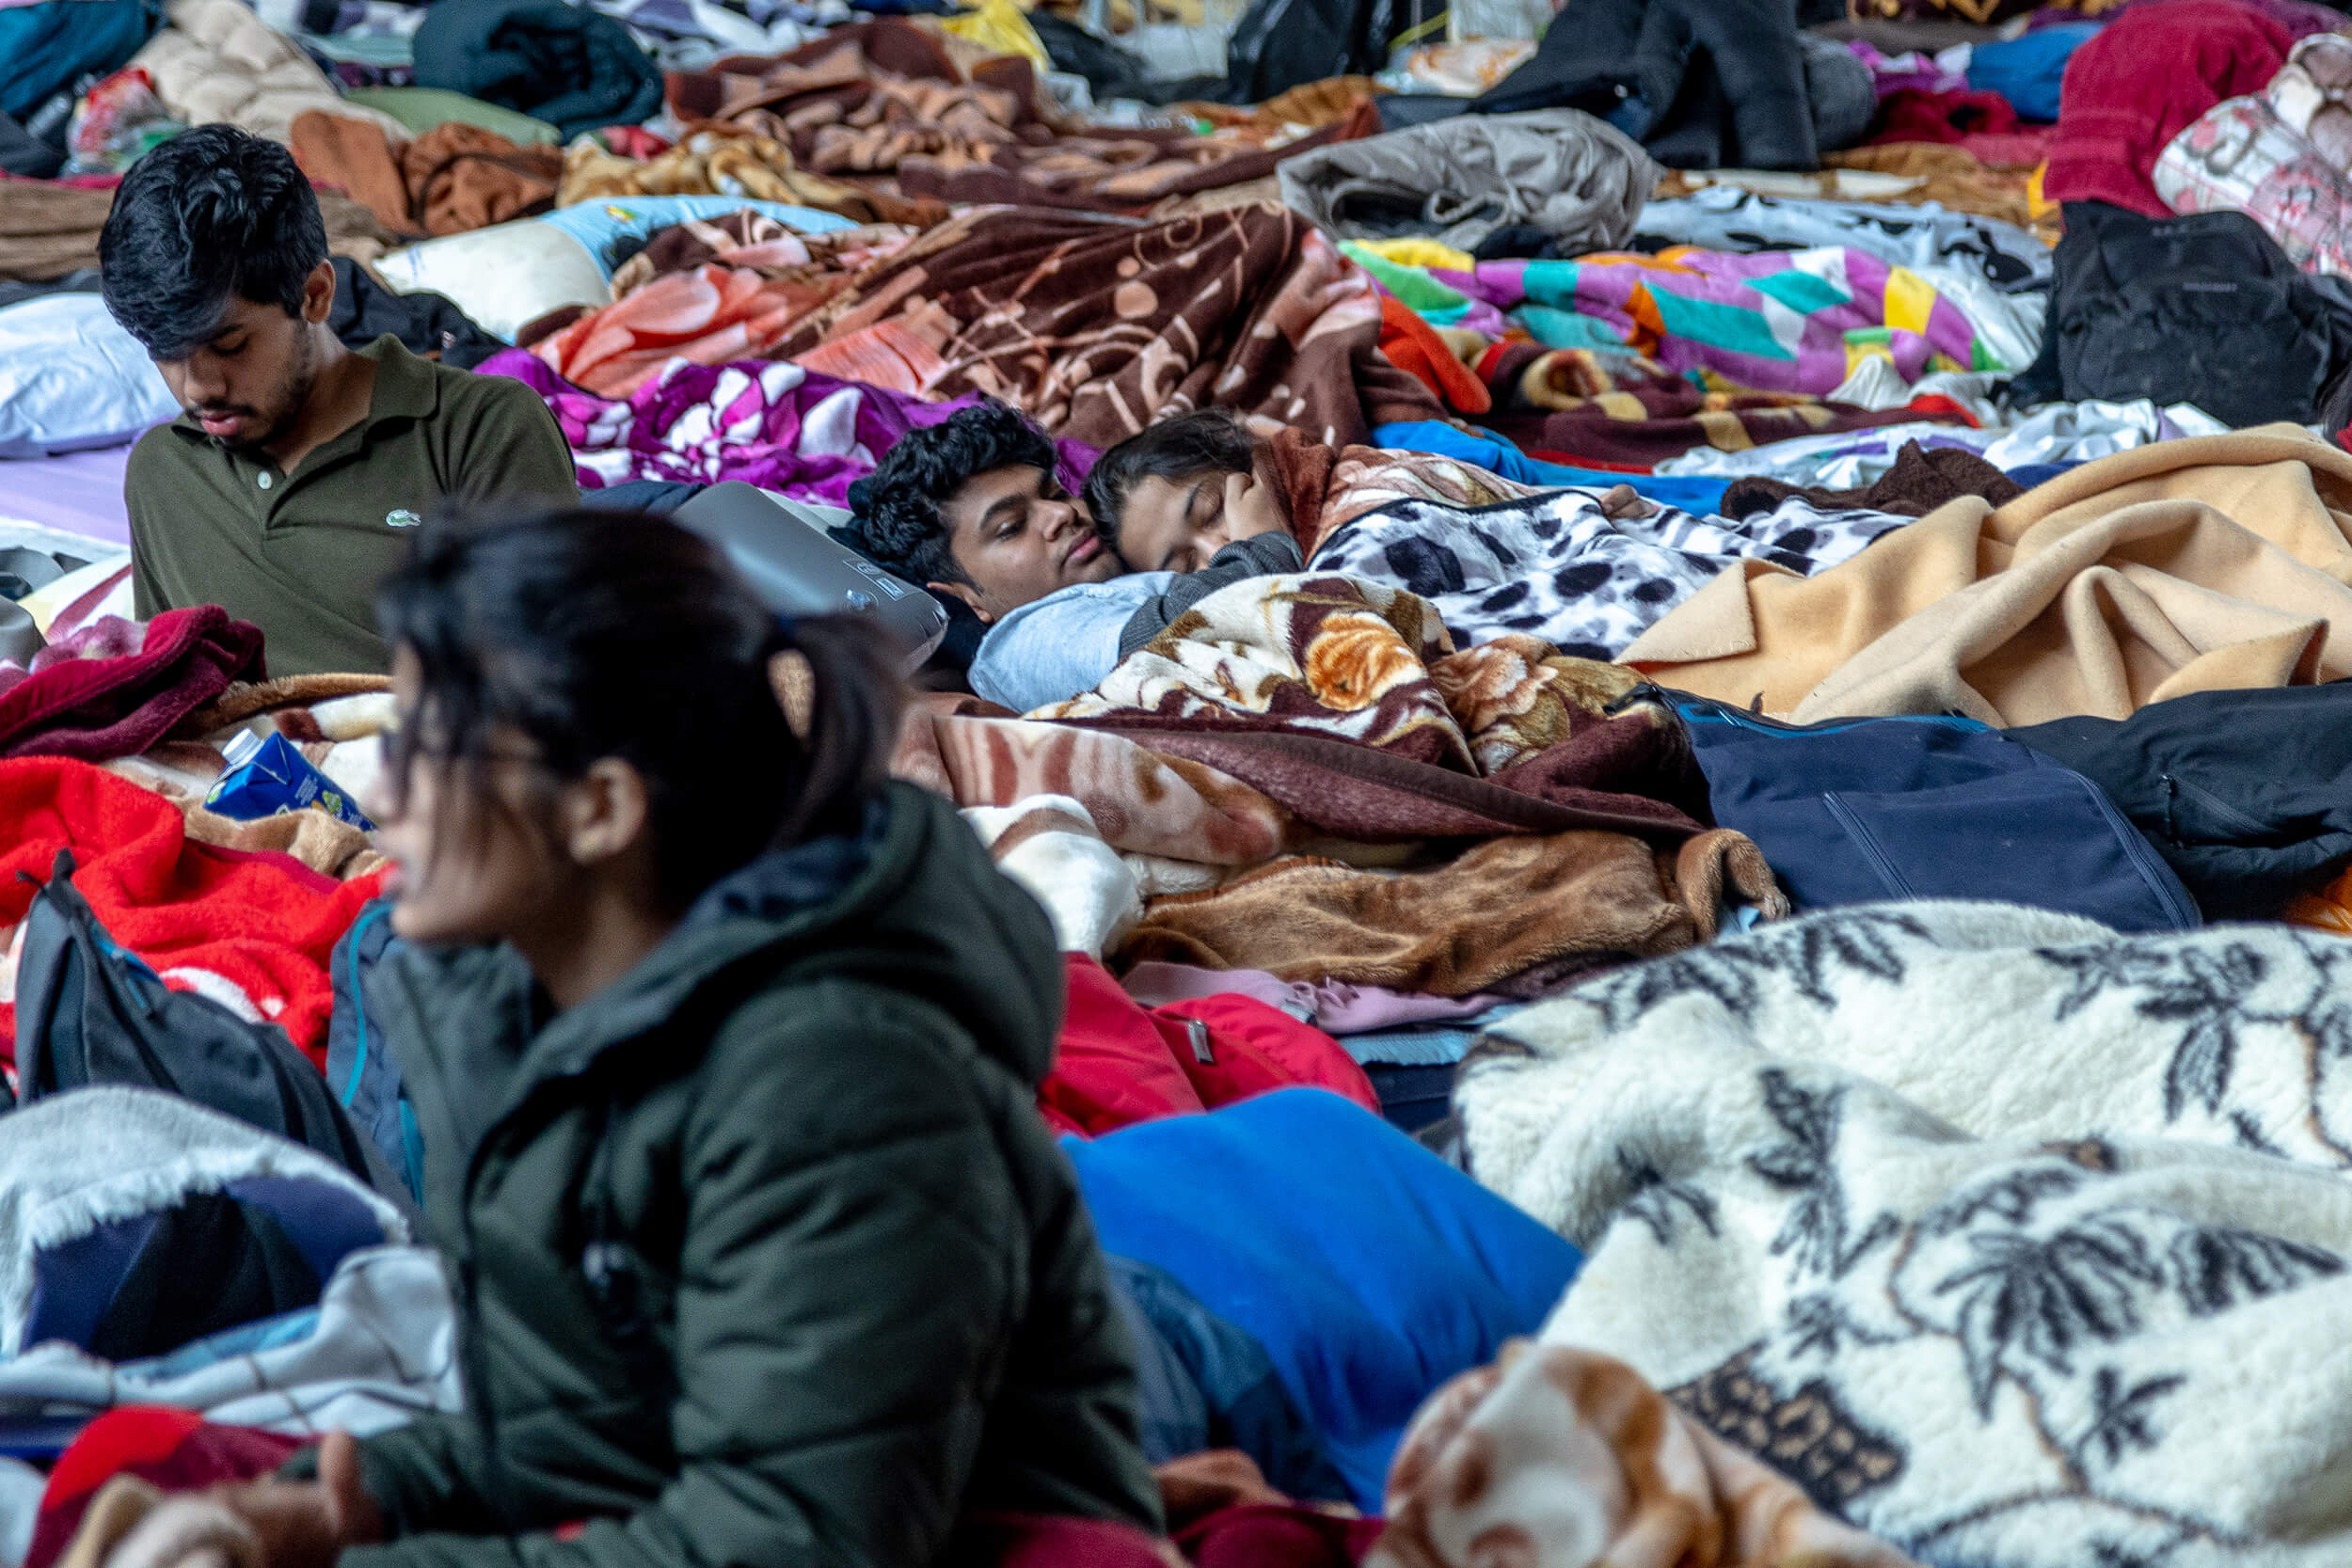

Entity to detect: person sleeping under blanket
[845,402,1908,714]
[842,402,1549,713]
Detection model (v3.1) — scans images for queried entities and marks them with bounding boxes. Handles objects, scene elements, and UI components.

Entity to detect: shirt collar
[355,334,439,424]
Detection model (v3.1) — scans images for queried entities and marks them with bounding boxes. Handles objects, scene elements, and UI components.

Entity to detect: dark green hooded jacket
[337,783,1161,1568]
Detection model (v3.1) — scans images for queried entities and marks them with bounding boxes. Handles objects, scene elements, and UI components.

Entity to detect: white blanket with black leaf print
[1308,487,1907,660]
[1455,901,2352,1568]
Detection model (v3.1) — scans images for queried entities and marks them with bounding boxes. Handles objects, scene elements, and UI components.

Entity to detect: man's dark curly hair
[846,400,1057,587]
[101,125,328,361]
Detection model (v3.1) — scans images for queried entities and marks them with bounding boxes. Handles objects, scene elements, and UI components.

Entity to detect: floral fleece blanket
[898,576,1787,990]
[476,352,1098,508]
[1456,900,2352,1567]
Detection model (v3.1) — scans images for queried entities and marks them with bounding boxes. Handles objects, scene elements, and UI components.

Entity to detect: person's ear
[560,757,653,866]
[302,259,337,325]
[929,579,996,626]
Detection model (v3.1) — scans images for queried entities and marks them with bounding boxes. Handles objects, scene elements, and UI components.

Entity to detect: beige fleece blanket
[1618,426,2352,723]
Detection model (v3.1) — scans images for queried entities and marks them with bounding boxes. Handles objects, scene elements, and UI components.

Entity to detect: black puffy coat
[336,784,1162,1568]
[1471,0,1822,170]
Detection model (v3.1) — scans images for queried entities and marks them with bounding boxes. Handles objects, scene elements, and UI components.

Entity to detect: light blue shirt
[968,573,1176,714]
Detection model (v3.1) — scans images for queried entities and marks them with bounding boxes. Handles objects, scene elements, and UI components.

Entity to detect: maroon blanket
[0,609,265,762]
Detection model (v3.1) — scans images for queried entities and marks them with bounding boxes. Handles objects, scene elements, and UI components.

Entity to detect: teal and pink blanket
[1347,244,2015,397]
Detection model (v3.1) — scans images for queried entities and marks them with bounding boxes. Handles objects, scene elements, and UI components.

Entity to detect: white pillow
[0,295,180,459]
[371,224,612,346]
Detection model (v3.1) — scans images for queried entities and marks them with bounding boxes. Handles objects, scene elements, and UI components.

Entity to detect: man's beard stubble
[200,328,319,456]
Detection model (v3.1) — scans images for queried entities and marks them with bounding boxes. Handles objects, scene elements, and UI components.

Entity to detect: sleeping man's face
[926,463,1123,624]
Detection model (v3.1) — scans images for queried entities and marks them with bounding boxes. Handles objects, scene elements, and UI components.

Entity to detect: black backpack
[5,850,391,1195]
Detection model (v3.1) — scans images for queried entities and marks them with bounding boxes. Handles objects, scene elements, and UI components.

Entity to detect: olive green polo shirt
[124,336,579,676]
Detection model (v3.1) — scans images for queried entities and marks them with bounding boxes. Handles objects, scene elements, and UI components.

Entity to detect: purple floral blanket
[477,351,1098,508]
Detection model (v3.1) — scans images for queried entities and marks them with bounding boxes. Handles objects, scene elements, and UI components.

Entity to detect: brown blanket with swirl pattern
[667,20,1364,215]
[767,202,1440,449]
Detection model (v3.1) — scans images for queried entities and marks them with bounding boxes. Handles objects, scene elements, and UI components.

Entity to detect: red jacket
[1039,955,1381,1137]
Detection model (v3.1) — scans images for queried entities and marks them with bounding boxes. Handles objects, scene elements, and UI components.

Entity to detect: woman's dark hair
[100,125,330,361]
[845,399,1058,586]
[377,509,898,909]
[1082,410,1257,550]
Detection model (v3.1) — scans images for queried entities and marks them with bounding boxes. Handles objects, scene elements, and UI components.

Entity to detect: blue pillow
[1066,1088,1581,1510]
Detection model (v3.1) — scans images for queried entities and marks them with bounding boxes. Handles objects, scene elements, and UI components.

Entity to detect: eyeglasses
[380,721,550,774]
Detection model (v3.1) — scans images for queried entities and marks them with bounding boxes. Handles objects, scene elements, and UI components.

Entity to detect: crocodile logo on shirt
[386,509,421,529]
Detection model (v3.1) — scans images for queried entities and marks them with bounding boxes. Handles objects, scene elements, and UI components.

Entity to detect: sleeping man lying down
[843,401,1909,715]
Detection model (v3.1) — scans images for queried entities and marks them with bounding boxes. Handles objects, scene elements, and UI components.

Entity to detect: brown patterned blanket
[1039,573,1711,842]
[668,20,1359,215]
[901,578,1784,990]
[769,202,1441,449]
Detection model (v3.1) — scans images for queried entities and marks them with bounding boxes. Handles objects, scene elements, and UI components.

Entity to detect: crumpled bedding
[0,1243,457,1446]
[1620,426,2352,725]
[0,609,262,763]
[1040,574,1715,841]
[558,125,942,229]
[765,201,1441,450]
[0,758,384,1064]
[1275,108,1659,256]
[669,20,1356,215]
[897,577,1785,988]
[1374,1342,1921,1568]
[1654,398,2233,486]
[291,112,563,241]
[1310,483,1909,659]
[476,351,1098,507]
[521,212,916,396]
[1121,823,1780,998]
[1455,899,2352,1567]
[1459,246,2040,396]
[1635,183,2054,293]
[132,0,409,146]
[892,704,1300,868]
[1477,341,1977,470]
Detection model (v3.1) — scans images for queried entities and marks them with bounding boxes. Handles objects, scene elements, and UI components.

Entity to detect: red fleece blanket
[0,759,384,1069]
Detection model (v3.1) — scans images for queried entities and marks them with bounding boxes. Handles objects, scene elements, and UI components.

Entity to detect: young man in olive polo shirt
[102,125,577,676]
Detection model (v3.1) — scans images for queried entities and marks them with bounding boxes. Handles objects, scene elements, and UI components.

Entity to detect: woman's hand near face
[1216,471,1287,545]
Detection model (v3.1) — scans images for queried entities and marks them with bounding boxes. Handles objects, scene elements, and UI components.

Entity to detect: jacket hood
[523,782,1067,1090]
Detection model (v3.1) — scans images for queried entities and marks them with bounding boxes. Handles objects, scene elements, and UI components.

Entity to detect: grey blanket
[1276,108,1658,254]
